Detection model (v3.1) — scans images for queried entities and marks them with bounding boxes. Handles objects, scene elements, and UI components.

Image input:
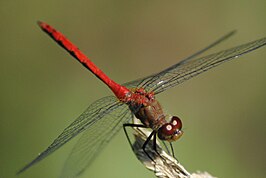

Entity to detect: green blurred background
[1,0,266,178]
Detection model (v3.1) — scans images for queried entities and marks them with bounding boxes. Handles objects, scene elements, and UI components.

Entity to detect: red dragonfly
[18,21,266,177]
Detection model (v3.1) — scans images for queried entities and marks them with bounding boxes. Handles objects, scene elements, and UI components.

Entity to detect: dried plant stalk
[131,118,216,178]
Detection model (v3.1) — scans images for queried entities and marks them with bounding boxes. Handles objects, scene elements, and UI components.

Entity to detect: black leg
[170,142,175,158]
[152,134,168,162]
[123,123,157,162]
[123,123,147,150]
[142,130,156,162]
[162,141,171,155]
[123,123,168,163]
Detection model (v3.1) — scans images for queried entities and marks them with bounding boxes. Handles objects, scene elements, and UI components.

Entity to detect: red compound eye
[171,116,182,130]
[158,116,183,142]
[162,124,175,135]
[158,124,174,140]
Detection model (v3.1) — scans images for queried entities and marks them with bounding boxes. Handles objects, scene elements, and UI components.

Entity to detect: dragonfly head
[157,116,183,142]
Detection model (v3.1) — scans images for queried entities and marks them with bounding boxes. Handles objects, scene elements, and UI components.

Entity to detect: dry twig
[131,118,216,178]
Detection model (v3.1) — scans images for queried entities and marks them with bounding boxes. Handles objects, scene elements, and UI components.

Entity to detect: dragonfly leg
[142,130,156,162]
[123,123,156,162]
[123,123,147,150]
[151,133,168,163]
[162,141,171,155]
[170,142,176,159]
[123,123,169,164]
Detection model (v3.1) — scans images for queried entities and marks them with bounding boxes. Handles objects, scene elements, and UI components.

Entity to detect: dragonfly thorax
[127,88,183,142]
[126,88,165,130]
[132,99,166,130]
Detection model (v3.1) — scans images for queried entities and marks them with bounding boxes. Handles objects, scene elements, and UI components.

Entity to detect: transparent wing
[60,105,132,178]
[18,96,124,174]
[125,37,266,94]
[123,31,236,89]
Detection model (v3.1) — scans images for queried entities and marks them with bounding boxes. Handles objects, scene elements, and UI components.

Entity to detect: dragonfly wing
[60,105,132,178]
[18,96,123,174]
[123,31,236,89]
[125,37,266,94]
[151,37,266,94]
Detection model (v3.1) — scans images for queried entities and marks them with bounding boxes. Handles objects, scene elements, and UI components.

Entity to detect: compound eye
[162,124,175,135]
[157,124,175,141]
[158,116,183,142]
[171,116,182,130]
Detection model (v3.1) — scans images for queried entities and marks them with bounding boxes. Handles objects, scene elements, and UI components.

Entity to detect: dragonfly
[18,21,266,178]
